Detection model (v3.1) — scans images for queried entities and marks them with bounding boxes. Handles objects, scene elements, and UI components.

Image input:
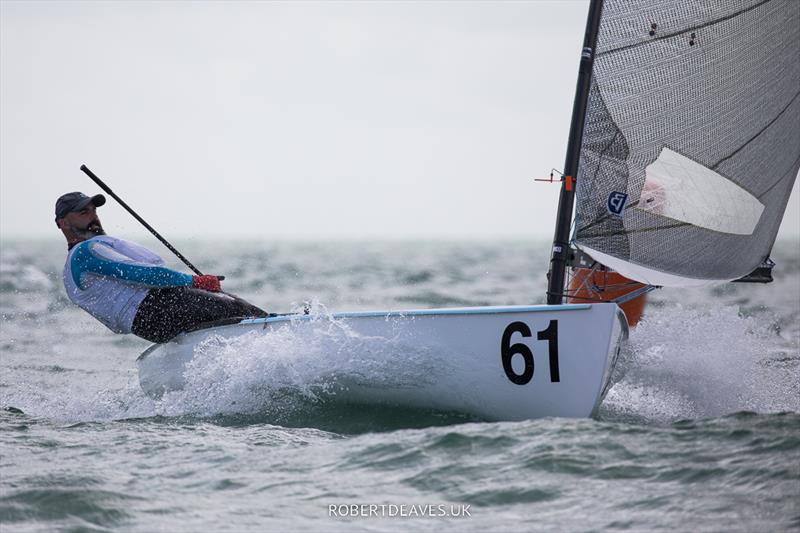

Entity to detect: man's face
[58,204,105,240]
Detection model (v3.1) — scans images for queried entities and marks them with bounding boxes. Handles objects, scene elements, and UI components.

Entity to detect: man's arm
[70,240,218,290]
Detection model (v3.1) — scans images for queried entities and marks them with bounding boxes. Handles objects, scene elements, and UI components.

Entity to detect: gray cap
[55,192,106,224]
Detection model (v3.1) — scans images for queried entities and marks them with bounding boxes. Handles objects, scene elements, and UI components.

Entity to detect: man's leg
[132,287,268,343]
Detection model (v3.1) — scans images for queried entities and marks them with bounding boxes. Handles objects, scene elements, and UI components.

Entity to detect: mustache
[84,218,103,230]
[73,219,105,237]
[76,227,106,238]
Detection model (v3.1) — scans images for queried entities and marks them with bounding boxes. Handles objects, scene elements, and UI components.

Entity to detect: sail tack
[573,0,800,286]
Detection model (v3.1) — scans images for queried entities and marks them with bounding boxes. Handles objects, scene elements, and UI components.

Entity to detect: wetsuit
[63,236,267,343]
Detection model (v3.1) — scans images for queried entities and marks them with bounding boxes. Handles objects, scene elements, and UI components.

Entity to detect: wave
[601,304,800,423]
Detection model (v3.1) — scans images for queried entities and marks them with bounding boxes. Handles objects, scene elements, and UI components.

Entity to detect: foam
[142,311,448,421]
[601,304,800,423]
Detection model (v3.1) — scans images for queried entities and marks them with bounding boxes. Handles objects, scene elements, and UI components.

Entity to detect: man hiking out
[55,191,268,343]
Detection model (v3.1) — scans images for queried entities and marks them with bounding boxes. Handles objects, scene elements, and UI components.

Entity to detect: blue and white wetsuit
[63,236,267,342]
[63,236,194,333]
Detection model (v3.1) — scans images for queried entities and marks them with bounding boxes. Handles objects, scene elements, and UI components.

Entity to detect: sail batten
[573,0,800,287]
[712,90,800,171]
[596,0,772,58]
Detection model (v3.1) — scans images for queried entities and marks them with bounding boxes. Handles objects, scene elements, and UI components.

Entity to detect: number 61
[500,320,559,385]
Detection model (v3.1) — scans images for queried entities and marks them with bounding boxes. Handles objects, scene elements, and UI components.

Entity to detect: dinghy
[139,304,628,419]
[138,0,799,420]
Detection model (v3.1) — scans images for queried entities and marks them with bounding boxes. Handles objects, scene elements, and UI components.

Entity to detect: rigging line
[571,130,626,236]
[558,293,609,303]
[597,0,772,58]
[713,90,800,170]
[572,86,631,238]
[578,221,690,239]
[756,152,800,199]
[613,284,659,305]
[575,197,643,235]
[566,262,602,296]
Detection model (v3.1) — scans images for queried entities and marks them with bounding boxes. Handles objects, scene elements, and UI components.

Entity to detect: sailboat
[137,0,800,420]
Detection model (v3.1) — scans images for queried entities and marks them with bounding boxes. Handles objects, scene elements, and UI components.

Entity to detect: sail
[573,0,800,287]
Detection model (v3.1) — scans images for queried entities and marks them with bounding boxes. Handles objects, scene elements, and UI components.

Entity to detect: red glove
[192,275,221,292]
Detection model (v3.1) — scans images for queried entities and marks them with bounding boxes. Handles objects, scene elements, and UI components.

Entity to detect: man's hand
[192,275,222,292]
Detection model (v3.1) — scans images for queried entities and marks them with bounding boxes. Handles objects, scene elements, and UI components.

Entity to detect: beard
[74,221,106,240]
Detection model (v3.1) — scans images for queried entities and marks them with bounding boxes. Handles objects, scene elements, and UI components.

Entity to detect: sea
[1,237,798,532]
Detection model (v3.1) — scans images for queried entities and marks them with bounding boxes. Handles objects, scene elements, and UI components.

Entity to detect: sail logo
[607,192,628,217]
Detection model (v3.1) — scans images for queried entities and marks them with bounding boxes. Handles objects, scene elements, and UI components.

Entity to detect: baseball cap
[55,192,106,224]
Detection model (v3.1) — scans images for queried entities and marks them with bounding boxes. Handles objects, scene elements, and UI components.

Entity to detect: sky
[1,0,798,241]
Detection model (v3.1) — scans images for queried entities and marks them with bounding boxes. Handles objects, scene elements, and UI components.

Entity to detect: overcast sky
[1,0,798,241]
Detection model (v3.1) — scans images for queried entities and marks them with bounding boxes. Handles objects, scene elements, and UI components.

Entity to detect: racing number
[500,322,533,385]
[537,320,560,383]
[500,320,560,385]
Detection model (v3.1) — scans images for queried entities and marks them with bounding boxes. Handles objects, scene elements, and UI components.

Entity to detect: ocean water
[1,237,798,532]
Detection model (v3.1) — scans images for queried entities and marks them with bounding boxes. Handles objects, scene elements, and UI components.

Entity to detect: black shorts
[131,287,268,343]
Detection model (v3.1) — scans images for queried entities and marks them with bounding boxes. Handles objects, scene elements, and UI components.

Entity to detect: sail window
[637,148,764,235]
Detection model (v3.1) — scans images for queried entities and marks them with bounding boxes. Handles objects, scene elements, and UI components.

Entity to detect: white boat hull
[137,303,628,420]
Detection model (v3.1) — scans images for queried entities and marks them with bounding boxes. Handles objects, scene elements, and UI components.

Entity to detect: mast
[546,0,604,305]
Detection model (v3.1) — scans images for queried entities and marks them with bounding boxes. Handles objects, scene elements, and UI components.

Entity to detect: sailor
[55,191,268,343]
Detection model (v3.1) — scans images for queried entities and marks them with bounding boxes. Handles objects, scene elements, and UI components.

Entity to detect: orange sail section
[568,268,647,327]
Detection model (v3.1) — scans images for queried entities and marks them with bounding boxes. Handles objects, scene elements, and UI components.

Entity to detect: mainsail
[572,0,800,287]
